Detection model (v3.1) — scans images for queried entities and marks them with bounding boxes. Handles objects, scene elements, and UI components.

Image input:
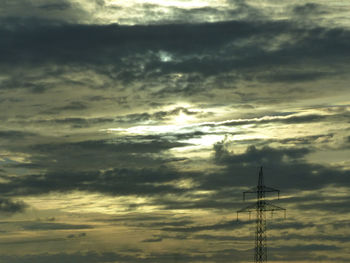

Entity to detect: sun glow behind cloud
[172,111,194,125]
[103,105,350,165]
[94,0,231,25]
[25,192,161,214]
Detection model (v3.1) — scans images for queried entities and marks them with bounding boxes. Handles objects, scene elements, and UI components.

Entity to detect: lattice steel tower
[237,167,286,263]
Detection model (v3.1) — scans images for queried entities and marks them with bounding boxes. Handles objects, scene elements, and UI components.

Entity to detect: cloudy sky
[0,0,350,262]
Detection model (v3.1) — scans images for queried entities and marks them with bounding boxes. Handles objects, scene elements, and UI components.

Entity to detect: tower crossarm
[263,202,285,212]
[237,203,257,220]
[263,202,286,218]
[243,186,280,200]
[237,203,257,213]
[243,187,258,200]
[262,186,280,193]
[262,186,280,199]
[236,202,285,215]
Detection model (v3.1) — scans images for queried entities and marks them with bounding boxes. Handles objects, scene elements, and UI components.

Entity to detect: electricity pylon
[237,167,286,263]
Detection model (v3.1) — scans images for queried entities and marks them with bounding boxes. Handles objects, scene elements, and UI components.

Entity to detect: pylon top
[258,166,264,187]
[237,167,286,213]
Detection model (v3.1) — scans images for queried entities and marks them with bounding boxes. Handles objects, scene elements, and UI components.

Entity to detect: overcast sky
[0,0,350,262]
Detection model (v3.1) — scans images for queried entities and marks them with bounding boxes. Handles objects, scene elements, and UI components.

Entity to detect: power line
[237,166,286,263]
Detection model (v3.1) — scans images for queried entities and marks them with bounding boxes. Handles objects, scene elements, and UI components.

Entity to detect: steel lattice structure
[237,167,286,263]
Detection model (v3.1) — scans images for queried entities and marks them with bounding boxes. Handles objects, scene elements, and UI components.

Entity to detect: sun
[172,111,194,125]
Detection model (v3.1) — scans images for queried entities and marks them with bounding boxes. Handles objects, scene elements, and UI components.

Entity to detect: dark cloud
[4,138,191,172]
[269,221,315,230]
[0,237,65,245]
[43,101,88,114]
[0,252,133,263]
[66,233,87,239]
[38,3,72,11]
[0,249,253,263]
[0,20,348,79]
[0,17,348,116]
[0,167,189,197]
[2,137,348,215]
[259,70,337,83]
[269,232,350,243]
[208,143,350,192]
[162,219,249,233]
[142,237,163,243]
[296,198,350,213]
[22,222,93,231]
[292,3,325,16]
[214,144,310,166]
[193,234,249,242]
[274,244,340,251]
[0,198,27,213]
[131,219,194,229]
[0,130,36,139]
[115,107,205,124]
[34,117,114,128]
[266,243,345,262]
[0,0,93,26]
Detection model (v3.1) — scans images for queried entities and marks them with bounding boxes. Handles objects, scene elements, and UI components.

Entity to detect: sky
[0,0,350,262]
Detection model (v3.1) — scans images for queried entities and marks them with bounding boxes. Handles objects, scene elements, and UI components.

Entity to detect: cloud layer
[0,0,349,262]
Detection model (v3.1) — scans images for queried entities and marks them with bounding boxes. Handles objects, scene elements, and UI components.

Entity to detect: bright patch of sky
[92,0,350,27]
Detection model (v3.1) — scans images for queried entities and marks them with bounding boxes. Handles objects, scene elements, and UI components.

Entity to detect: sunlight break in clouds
[107,0,218,9]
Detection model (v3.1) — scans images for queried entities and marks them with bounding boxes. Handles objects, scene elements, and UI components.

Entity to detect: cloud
[162,219,249,233]
[0,166,190,197]
[114,107,207,124]
[38,2,72,11]
[1,20,348,72]
[43,101,88,114]
[4,138,191,172]
[0,198,27,214]
[2,136,348,219]
[273,243,340,251]
[259,70,338,83]
[0,238,65,245]
[0,250,251,263]
[214,144,311,166]
[296,197,350,213]
[0,17,348,115]
[0,0,99,26]
[0,252,132,263]
[210,113,327,127]
[208,143,350,191]
[67,233,87,239]
[292,3,326,17]
[0,130,36,139]
[0,1,348,263]
[33,117,114,129]
[142,237,163,243]
[21,222,93,231]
